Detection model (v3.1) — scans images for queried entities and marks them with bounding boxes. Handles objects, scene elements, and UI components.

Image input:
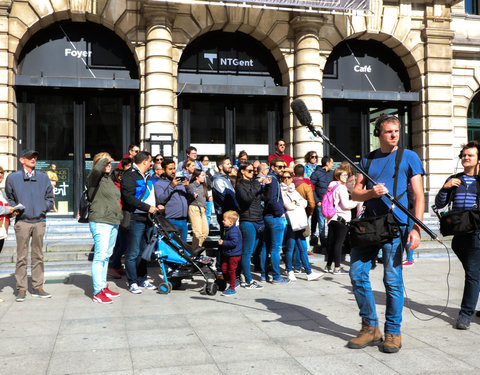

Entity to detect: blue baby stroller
[143,212,226,295]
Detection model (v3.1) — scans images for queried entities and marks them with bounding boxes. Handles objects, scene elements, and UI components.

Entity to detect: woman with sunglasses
[88,152,122,304]
[188,169,210,249]
[235,162,265,289]
[304,151,318,179]
[280,172,323,282]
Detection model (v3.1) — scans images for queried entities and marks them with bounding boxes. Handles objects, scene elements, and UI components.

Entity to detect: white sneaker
[139,280,157,290]
[129,283,142,294]
[288,271,297,281]
[307,272,323,281]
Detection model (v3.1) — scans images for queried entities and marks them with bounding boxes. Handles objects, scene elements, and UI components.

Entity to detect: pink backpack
[321,183,340,219]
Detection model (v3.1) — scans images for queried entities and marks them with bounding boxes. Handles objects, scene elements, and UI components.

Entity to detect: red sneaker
[103,284,120,298]
[93,290,113,304]
[402,260,414,267]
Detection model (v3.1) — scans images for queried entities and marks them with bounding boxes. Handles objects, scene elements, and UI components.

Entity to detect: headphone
[374,114,400,137]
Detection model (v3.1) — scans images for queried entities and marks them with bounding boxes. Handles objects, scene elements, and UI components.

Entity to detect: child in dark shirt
[218,210,242,296]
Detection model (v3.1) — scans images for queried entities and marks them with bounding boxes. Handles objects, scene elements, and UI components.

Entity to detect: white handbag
[285,196,308,232]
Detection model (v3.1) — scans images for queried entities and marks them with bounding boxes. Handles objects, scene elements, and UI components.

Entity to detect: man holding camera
[348,114,425,353]
[154,159,194,242]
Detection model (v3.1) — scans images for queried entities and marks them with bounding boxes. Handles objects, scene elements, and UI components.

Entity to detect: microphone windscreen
[291,99,312,127]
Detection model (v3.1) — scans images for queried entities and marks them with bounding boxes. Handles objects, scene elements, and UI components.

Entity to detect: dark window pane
[235,101,268,144]
[190,100,225,143]
[327,105,362,162]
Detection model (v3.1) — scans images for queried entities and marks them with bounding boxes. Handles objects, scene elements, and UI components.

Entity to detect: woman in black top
[235,163,265,289]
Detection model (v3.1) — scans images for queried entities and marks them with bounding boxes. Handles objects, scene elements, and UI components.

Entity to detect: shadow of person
[255,298,358,341]
[330,277,458,325]
[64,273,94,298]
[0,273,17,296]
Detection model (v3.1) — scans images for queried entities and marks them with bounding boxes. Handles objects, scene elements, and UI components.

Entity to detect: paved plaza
[0,254,479,374]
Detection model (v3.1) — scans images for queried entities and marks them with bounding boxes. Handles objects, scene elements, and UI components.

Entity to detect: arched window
[468,91,480,140]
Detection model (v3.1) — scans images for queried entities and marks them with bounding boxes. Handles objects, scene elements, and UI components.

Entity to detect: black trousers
[326,220,349,268]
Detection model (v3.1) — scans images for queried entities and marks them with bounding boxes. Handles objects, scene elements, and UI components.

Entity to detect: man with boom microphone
[290,99,425,353]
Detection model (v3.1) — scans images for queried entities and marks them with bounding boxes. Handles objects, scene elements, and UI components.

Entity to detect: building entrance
[15,21,139,216]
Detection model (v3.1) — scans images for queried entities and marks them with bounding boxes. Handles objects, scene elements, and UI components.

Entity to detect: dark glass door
[323,101,410,164]
[17,88,138,216]
[179,95,281,163]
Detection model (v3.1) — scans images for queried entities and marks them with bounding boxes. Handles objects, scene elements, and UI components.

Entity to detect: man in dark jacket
[6,150,54,301]
[212,156,239,230]
[310,155,334,251]
[155,158,194,241]
[121,151,159,294]
[263,157,290,284]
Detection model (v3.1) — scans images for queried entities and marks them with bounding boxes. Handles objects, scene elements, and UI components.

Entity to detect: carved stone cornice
[290,15,325,34]
[141,0,178,27]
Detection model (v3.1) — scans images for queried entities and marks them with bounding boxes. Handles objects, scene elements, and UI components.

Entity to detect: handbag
[349,212,400,247]
[119,210,131,230]
[349,148,404,247]
[78,184,100,224]
[284,194,309,231]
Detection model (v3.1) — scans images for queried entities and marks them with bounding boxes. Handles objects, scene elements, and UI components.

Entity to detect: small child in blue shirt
[218,210,242,296]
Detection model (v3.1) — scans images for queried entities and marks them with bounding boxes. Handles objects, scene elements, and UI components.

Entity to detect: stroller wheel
[157,282,172,294]
[205,282,218,296]
[214,278,227,292]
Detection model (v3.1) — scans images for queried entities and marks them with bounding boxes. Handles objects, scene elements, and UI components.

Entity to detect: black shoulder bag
[78,184,100,224]
[349,148,404,247]
[438,175,480,236]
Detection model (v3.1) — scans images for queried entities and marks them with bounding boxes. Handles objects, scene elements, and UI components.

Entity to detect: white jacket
[327,181,358,224]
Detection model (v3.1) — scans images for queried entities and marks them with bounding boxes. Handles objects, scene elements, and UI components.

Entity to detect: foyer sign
[222,0,369,11]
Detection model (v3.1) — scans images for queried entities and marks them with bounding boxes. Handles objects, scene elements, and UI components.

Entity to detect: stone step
[0,261,93,274]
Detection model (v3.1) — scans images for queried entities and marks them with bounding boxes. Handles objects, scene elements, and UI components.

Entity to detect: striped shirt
[435,173,479,211]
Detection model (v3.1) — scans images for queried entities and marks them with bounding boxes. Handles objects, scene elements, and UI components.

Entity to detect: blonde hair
[223,210,239,223]
[184,159,195,169]
[92,152,111,168]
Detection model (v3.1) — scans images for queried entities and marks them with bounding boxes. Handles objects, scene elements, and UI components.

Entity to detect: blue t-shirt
[360,148,425,225]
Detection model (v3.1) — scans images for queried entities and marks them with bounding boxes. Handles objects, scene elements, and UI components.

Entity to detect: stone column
[0,1,13,172]
[290,16,323,161]
[419,7,455,208]
[142,2,178,154]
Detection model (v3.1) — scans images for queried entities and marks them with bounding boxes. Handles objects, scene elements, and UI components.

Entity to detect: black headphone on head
[374,114,400,137]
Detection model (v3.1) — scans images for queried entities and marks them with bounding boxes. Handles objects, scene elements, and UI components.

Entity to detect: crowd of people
[2,115,480,354]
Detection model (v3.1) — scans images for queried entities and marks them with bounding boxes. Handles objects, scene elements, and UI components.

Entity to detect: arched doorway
[16,21,139,216]
[177,31,287,162]
[322,39,418,162]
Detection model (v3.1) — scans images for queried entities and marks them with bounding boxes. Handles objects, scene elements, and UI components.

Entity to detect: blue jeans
[316,206,327,248]
[168,218,188,242]
[206,200,213,227]
[349,226,408,335]
[292,245,302,270]
[263,215,286,280]
[240,221,264,284]
[125,220,153,287]
[452,231,480,319]
[285,225,312,274]
[90,222,118,295]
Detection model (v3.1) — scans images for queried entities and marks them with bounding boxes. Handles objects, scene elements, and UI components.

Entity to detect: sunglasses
[282,175,292,179]
[275,165,286,169]
[245,169,254,173]
[310,155,318,159]
[155,158,164,162]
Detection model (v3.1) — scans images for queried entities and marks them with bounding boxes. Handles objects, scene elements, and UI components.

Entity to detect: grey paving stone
[127,327,202,348]
[0,319,61,338]
[53,331,129,352]
[0,334,57,357]
[47,348,132,374]
[59,317,126,335]
[0,353,50,375]
[130,345,214,370]
[136,364,222,375]
[216,357,311,375]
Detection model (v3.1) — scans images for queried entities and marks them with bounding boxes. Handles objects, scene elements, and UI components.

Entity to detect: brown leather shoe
[383,333,402,353]
[107,267,122,279]
[347,319,383,349]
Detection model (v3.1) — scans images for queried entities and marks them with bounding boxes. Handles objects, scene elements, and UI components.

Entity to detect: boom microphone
[291,99,312,127]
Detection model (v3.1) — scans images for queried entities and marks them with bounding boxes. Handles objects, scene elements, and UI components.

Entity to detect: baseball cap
[21,150,39,158]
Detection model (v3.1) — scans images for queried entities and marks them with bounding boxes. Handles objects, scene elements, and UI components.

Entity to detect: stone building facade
[0,0,478,214]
